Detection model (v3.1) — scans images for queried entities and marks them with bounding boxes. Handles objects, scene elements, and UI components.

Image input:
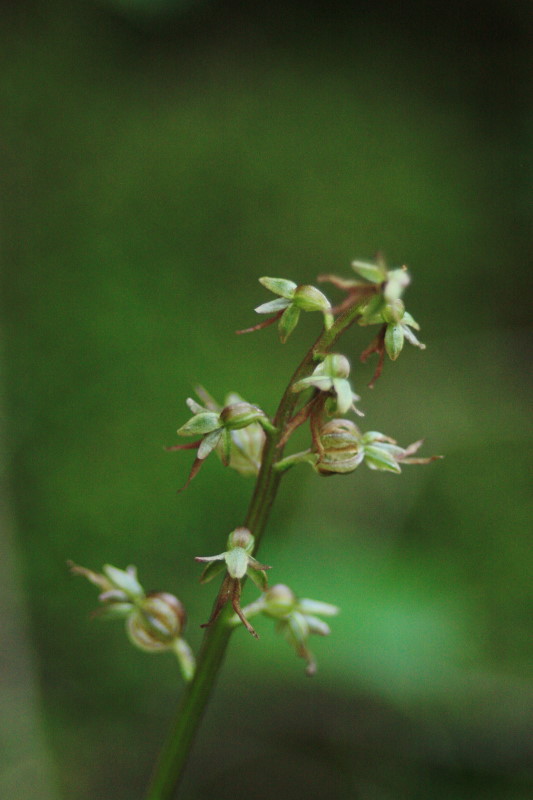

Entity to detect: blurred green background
[1,1,532,798]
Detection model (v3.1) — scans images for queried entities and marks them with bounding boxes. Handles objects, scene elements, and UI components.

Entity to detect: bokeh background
[2,1,532,798]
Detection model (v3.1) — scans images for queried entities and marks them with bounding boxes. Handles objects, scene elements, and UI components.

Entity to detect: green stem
[144,301,363,800]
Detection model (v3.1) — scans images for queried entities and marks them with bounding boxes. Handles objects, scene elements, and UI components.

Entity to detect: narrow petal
[255,297,291,314]
[259,276,297,298]
[178,412,221,436]
[186,397,206,414]
[236,312,283,335]
[332,378,354,415]
[292,375,333,393]
[402,324,426,349]
[363,445,402,473]
[247,567,269,591]
[278,304,300,343]
[298,599,339,616]
[304,616,331,636]
[177,455,205,492]
[351,260,387,284]
[195,558,227,585]
[385,323,404,360]
[401,311,420,330]
[197,428,223,459]
[165,439,202,451]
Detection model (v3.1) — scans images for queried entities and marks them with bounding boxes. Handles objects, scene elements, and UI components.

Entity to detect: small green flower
[68,562,195,680]
[318,254,409,316]
[318,257,424,384]
[291,354,363,416]
[232,584,339,676]
[195,528,271,638]
[167,388,276,491]
[238,277,333,342]
[365,298,425,361]
[274,419,441,476]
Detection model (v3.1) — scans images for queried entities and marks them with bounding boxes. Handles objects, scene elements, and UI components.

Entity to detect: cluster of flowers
[71,528,338,677]
[72,257,440,679]
[169,258,437,485]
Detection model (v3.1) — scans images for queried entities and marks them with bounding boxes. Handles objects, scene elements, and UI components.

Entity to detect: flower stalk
[144,292,368,800]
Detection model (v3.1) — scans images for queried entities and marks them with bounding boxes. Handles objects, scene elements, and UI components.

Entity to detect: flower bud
[220,402,266,431]
[225,423,265,476]
[382,299,405,324]
[293,284,331,313]
[384,323,405,360]
[126,592,186,653]
[314,419,364,475]
[323,353,350,378]
[227,527,254,552]
[263,584,297,617]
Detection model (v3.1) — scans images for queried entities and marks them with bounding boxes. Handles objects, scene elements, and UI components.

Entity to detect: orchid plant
[71,256,440,800]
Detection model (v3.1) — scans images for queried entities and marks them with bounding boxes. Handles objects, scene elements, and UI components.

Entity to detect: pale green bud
[313,419,365,475]
[293,284,331,313]
[384,323,405,360]
[382,299,405,324]
[224,423,265,476]
[323,353,350,379]
[126,592,187,652]
[220,402,266,430]
[263,584,297,617]
[227,527,254,552]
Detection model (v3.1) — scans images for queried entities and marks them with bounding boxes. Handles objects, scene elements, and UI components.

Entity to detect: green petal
[198,559,227,584]
[278,304,301,343]
[225,547,250,579]
[351,260,387,283]
[197,428,223,459]
[401,310,420,330]
[292,374,333,393]
[186,397,206,414]
[363,445,402,473]
[293,285,331,312]
[259,276,297,298]
[298,599,339,616]
[303,615,331,636]
[255,297,291,314]
[384,323,404,360]
[332,378,354,414]
[178,412,221,436]
[247,567,269,591]
[402,324,426,349]
[103,565,143,598]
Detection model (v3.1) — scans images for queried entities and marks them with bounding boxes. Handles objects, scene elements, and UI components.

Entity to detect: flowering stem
[144,302,363,800]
